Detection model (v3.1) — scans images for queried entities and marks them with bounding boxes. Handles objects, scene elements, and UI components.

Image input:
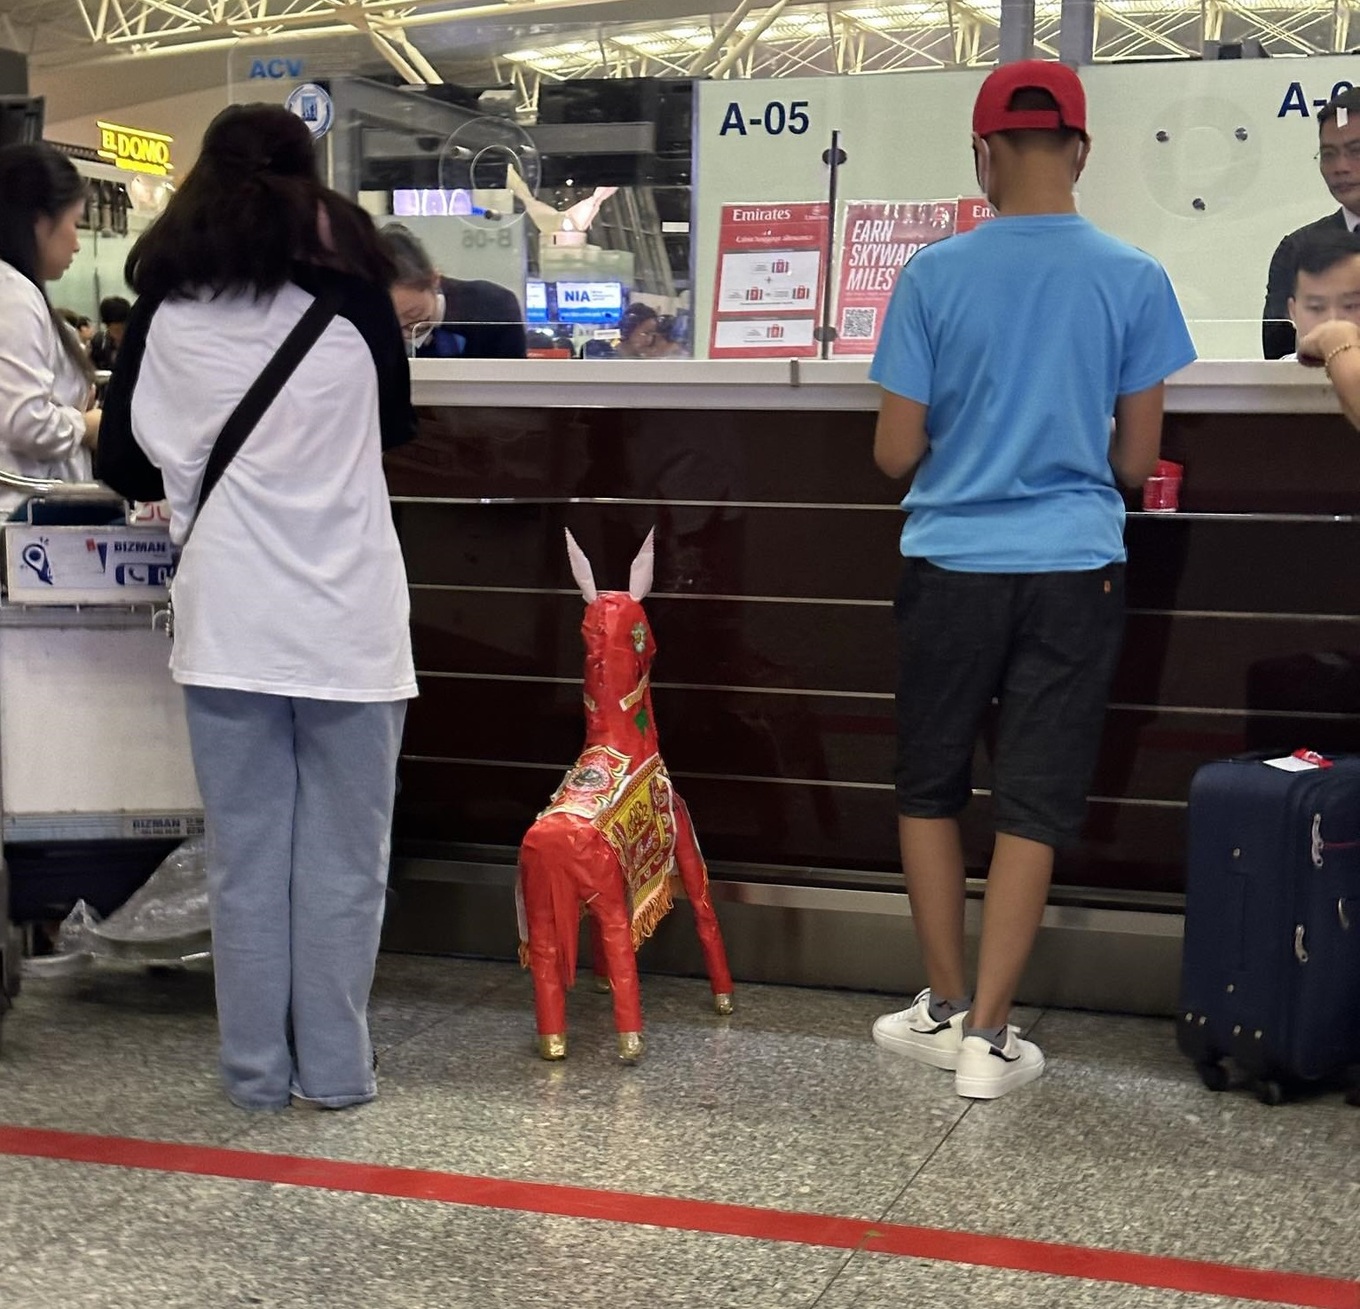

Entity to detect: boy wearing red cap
[869,61,1195,1098]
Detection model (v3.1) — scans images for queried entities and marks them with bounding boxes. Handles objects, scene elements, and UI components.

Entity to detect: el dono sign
[97,121,173,177]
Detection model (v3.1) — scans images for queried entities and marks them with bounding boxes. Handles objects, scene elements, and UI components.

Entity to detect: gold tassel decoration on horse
[628,873,677,951]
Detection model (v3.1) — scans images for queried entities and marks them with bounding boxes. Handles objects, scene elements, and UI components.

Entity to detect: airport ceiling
[0,1,1355,99]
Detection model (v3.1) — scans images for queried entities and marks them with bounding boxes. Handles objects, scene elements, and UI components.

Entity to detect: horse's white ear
[628,529,655,602]
[564,529,598,604]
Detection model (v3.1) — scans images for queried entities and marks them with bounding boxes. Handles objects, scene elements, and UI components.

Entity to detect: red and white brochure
[709,202,828,359]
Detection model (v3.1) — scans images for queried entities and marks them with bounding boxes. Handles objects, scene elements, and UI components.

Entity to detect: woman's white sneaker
[953,1029,1045,1099]
[871,989,968,1070]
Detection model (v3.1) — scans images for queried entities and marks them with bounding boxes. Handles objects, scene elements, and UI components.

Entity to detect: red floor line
[0,1124,1355,1309]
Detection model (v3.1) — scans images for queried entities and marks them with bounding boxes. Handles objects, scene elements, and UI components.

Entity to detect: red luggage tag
[1293,749,1333,769]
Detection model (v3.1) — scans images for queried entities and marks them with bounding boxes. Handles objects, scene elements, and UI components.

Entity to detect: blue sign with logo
[285,82,333,140]
[20,540,52,585]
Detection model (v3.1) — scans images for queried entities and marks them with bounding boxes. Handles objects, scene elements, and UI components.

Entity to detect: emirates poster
[709,202,829,359]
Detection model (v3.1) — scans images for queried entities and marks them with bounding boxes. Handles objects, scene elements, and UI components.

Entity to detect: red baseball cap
[972,60,1088,139]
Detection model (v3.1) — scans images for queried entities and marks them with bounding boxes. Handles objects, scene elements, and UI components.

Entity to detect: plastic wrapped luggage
[1178,754,1360,1104]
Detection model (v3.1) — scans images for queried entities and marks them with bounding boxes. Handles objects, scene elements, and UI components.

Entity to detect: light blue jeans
[182,687,406,1111]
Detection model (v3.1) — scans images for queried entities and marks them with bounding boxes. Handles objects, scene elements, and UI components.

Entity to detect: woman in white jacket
[0,144,100,514]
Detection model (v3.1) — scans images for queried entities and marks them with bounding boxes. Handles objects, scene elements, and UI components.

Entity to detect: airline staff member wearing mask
[379,223,526,360]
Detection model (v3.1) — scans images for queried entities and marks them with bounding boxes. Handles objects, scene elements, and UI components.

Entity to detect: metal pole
[368,31,422,85]
[998,0,1036,63]
[710,0,790,78]
[390,28,445,84]
[818,130,842,362]
[1059,0,1097,64]
[687,0,759,74]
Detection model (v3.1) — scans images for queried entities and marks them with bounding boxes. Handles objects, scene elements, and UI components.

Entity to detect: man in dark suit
[1264,88,1360,358]
[379,223,527,360]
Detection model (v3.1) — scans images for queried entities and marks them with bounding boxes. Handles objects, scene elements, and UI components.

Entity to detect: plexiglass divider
[693,57,1360,363]
[217,58,1360,364]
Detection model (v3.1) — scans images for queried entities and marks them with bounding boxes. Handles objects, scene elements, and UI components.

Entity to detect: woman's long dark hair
[126,103,395,299]
[0,143,95,381]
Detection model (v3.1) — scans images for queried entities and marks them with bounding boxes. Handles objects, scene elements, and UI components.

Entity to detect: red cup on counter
[1142,459,1183,513]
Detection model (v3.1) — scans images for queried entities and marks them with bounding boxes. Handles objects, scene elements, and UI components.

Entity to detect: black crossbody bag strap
[195,287,341,518]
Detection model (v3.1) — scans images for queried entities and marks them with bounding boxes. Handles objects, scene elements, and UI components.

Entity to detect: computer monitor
[392,187,474,217]
[0,96,43,148]
[554,280,625,326]
[525,280,550,325]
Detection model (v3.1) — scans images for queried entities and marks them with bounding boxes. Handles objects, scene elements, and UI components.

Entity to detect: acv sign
[96,121,174,177]
[249,57,305,79]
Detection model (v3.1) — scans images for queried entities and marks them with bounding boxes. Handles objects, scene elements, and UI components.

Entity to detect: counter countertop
[410,358,1343,415]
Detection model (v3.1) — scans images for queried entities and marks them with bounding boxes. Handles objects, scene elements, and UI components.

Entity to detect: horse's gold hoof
[538,1033,567,1061]
[617,1031,644,1062]
[593,975,612,994]
[713,992,735,1016]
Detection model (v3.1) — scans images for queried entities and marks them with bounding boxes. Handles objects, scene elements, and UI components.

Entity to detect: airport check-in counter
[1,362,1351,1009]
[383,359,1360,1014]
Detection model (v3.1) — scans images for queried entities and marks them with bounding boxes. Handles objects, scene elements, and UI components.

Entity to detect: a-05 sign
[1278,79,1354,116]
[718,100,812,136]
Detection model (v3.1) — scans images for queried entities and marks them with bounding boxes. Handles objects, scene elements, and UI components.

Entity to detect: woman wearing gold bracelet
[1299,318,1360,428]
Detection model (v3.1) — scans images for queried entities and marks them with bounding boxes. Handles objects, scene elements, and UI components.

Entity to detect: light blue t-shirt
[868,214,1197,571]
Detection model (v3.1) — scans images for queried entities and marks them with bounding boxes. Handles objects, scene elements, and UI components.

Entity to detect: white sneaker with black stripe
[953,1028,1045,1099]
[871,989,968,1070]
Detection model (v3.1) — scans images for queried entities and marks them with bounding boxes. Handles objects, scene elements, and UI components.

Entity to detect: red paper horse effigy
[517,530,734,1061]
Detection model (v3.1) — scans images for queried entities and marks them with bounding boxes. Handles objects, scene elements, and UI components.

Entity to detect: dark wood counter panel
[388,401,1360,905]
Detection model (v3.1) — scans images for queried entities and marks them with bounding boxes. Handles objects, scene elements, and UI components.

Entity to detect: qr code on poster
[840,306,877,340]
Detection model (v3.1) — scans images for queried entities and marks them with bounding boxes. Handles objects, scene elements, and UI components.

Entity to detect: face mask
[1074,139,1090,183]
[406,290,445,353]
[974,138,991,195]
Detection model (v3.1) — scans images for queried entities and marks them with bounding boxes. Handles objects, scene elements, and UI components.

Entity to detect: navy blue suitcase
[1177,756,1360,1104]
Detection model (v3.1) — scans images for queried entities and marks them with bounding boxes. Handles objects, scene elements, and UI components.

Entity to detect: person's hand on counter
[1296,317,1360,367]
[82,406,101,449]
[1298,318,1360,429]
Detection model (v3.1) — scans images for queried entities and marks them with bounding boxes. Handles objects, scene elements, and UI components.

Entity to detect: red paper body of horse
[517,531,734,1060]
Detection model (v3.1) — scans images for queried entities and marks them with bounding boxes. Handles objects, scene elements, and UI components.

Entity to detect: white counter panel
[410,359,1343,416]
[0,619,201,837]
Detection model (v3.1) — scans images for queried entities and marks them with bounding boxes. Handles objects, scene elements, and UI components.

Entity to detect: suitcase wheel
[1196,1061,1230,1093]
[1255,1079,1286,1107]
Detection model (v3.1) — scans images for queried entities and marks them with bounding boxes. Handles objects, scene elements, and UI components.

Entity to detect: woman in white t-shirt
[98,105,417,1113]
[0,144,101,515]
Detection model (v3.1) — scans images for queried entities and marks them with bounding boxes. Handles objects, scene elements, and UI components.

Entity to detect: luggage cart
[0,474,201,994]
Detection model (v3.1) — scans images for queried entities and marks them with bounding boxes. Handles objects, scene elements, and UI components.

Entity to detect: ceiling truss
[1,0,1358,83]
[492,1,1360,89]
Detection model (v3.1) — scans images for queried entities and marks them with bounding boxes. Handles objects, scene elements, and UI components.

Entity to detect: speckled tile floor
[0,954,1356,1309]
